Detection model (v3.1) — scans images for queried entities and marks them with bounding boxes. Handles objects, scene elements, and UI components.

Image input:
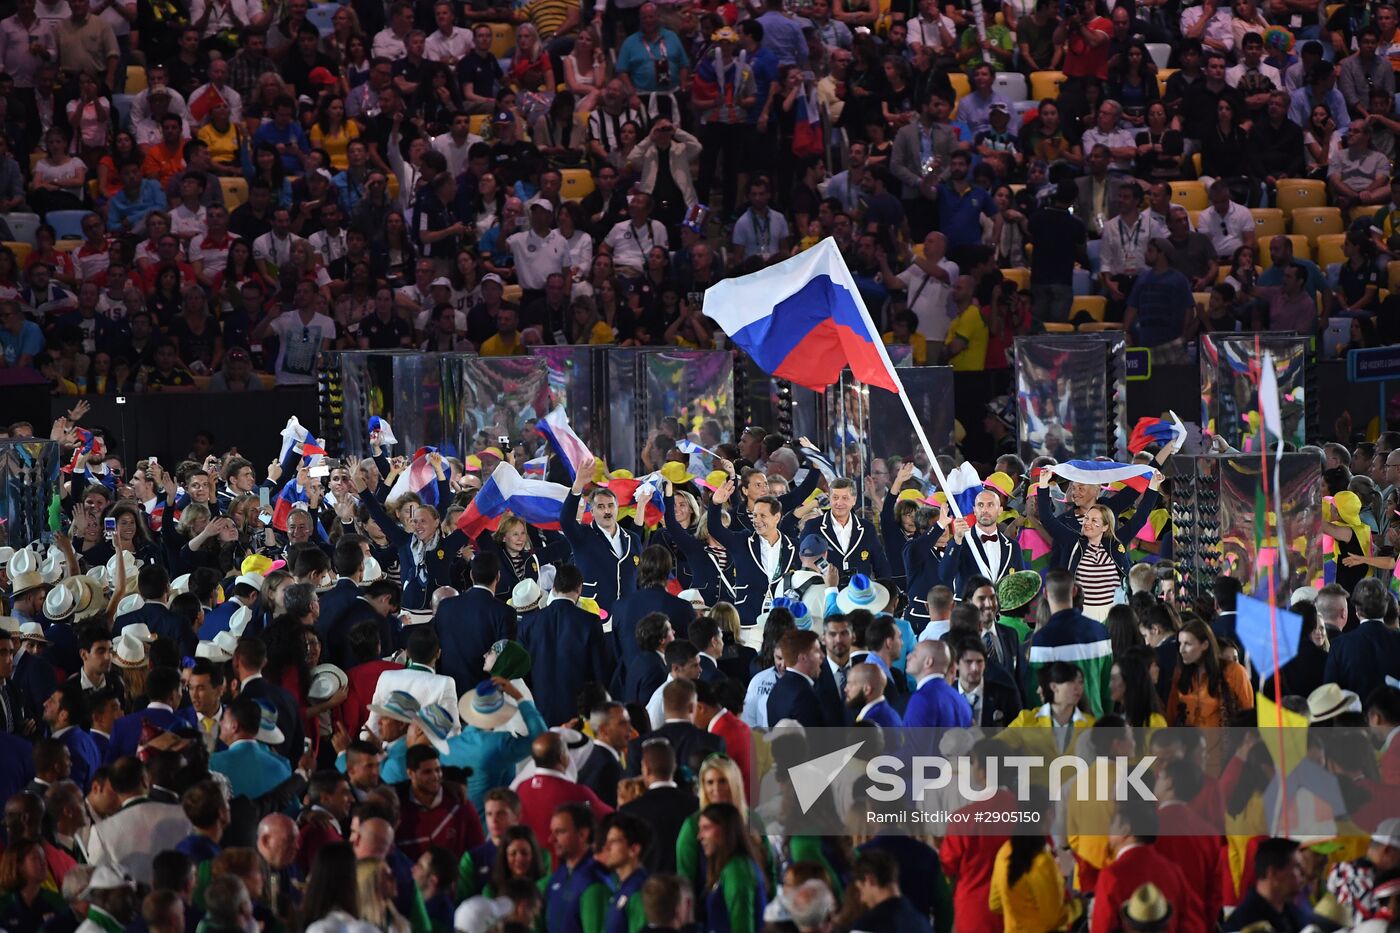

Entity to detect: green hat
[489,639,531,680]
[997,570,1042,613]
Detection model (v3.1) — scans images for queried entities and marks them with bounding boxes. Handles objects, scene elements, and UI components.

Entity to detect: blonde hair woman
[114,632,150,702]
[355,859,409,933]
[675,755,767,895]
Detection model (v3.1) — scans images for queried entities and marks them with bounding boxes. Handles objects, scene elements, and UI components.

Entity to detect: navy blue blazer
[119,603,191,652]
[363,493,471,611]
[559,491,641,612]
[0,734,34,804]
[433,586,516,696]
[517,598,614,726]
[576,745,624,808]
[198,599,244,640]
[879,494,915,582]
[658,495,727,602]
[106,705,195,764]
[609,586,696,670]
[766,670,828,729]
[238,676,305,764]
[902,529,948,626]
[621,651,668,706]
[11,651,54,725]
[799,512,892,585]
[339,597,404,660]
[727,466,820,532]
[316,579,363,640]
[1323,619,1400,701]
[937,529,1024,596]
[474,529,570,597]
[705,503,798,627]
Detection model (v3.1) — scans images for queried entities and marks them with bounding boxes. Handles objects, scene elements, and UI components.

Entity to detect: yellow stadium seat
[1260,235,1312,268]
[1351,204,1382,225]
[3,241,30,266]
[1194,291,1212,312]
[220,176,248,210]
[1029,71,1066,100]
[469,113,489,135]
[1168,181,1208,211]
[561,168,595,201]
[1250,208,1286,239]
[126,65,147,94]
[1315,233,1346,268]
[1217,265,1232,283]
[387,174,400,200]
[949,72,971,100]
[53,240,79,253]
[1002,267,1029,289]
[490,23,514,59]
[1289,206,1344,245]
[1192,152,1202,177]
[1070,295,1107,322]
[1156,68,1177,97]
[575,109,591,127]
[1275,179,1327,215]
[502,283,523,303]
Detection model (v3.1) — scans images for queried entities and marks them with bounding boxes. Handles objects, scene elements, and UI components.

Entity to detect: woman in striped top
[1035,471,1162,621]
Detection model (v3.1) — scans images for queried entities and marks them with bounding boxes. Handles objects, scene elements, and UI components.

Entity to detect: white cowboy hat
[8,548,43,598]
[508,579,542,611]
[459,681,517,731]
[308,664,347,702]
[16,621,46,642]
[233,572,265,592]
[170,574,191,596]
[401,609,434,626]
[361,555,383,584]
[105,551,140,588]
[677,588,707,611]
[1307,683,1361,723]
[40,548,64,584]
[835,574,892,615]
[120,622,158,644]
[115,593,146,617]
[113,633,149,668]
[196,640,231,662]
[43,583,76,620]
[228,605,253,637]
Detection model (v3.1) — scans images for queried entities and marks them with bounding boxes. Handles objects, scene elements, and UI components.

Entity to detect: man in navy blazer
[41,683,102,791]
[360,463,471,610]
[609,546,694,674]
[559,454,642,614]
[120,566,191,647]
[316,540,373,669]
[950,634,1022,729]
[767,630,832,728]
[902,640,972,728]
[938,491,1023,594]
[199,578,261,641]
[1324,578,1400,700]
[232,638,305,764]
[434,553,517,696]
[847,663,903,728]
[799,477,892,585]
[706,478,798,628]
[516,565,615,726]
[621,613,673,705]
[105,667,193,764]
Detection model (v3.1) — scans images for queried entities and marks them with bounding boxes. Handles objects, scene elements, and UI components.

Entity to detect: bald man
[846,663,903,728]
[257,814,298,918]
[515,733,613,859]
[902,641,971,728]
[351,816,395,859]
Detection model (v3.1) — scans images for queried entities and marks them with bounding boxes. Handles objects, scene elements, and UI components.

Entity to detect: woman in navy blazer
[472,516,570,597]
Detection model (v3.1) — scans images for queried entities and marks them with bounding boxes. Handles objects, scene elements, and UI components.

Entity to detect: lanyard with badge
[640,36,671,88]
[1118,214,1144,273]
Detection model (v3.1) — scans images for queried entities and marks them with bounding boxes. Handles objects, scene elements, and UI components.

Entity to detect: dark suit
[766,670,827,729]
[979,623,1028,706]
[363,492,471,611]
[608,586,695,681]
[624,721,725,783]
[198,599,250,640]
[817,659,852,726]
[239,675,306,764]
[1074,173,1126,230]
[433,586,517,697]
[10,652,53,727]
[120,603,192,654]
[937,530,1024,595]
[659,496,726,602]
[558,491,641,613]
[315,579,363,643]
[619,784,698,873]
[902,529,947,627]
[697,654,726,685]
[958,665,1022,728]
[799,512,892,584]
[339,596,404,657]
[621,651,668,706]
[0,734,33,805]
[576,745,624,808]
[1323,619,1400,701]
[705,503,798,627]
[517,598,614,726]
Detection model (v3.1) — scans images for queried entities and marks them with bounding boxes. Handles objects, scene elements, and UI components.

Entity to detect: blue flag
[1237,594,1302,675]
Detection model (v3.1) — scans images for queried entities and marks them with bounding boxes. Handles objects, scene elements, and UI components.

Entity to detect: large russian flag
[1047,460,1154,493]
[536,406,591,481]
[457,463,569,538]
[702,238,899,393]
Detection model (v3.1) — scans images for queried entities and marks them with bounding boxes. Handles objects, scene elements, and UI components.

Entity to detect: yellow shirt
[946,302,989,371]
[197,122,242,168]
[479,332,525,356]
[988,845,1068,933]
[310,122,361,171]
[882,330,927,364]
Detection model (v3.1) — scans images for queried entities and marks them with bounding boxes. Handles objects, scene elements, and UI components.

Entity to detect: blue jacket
[107,704,195,764]
[56,727,102,792]
[879,494,915,582]
[559,491,641,612]
[198,599,244,641]
[1323,619,1400,701]
[706,503,798,627]
[546,855,610,933]
[211,739,294,800]
[621,651,667,706]
[937,528,1024,596]
[434,586,516,697]
[363,492,471,611]
[315,579,363,643]
[902,530,947,625]
[608,586,695,676]
[442,699,548,813]
[0,734,34,804]
[518,599,615,726]
[657,496,726,600]
[902,675,973,729]
[474,528,570,597]
[799,512,892,585]
[12,651,55,724]
[857,698,904,729]
[119,603,191,651]
[766,670,828,728]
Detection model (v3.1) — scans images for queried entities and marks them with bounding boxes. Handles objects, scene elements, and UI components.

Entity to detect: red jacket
[1152,803,1224,928]
[707,710,753,800]
[1381,734,1400,786]
[396,782,484,861]
[939,789,1015,933]
[1091,843,1203,933]
[345,660,404,738]
[295,814,344,875]
[516,771,614,859]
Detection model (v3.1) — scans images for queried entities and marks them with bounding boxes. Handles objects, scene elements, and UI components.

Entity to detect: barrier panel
[0,439,59,548]
[1013,334,1127,463]
[1199,334,1312,451]
[825,366,956,476]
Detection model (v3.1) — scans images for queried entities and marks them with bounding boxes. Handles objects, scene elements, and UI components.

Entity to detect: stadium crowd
[1,407,1399,933]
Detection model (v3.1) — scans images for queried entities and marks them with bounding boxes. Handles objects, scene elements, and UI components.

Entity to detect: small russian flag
[1128,411,1187,455]
[271,481,309,532]
[536,407,591,481]
[458,463,569,538]
[941,462,984,516]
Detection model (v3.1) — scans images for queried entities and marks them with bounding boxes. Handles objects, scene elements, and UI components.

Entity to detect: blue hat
[417,704,455,752]
[369,690,422,725]
[835,573,892,614]
[789,600,812,630]
[459,681,517,731]
[255,700,284,744]
[799,534,828,557]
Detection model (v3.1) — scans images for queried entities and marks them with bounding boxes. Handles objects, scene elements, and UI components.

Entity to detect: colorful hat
[996,571,1042,613]
[255,699,285,744]
[660,462,696,485]
[369,690,422,724]
[459,681,517,731]
[577,597,607,620]
[983,471,1015,500]
[835,574,891,614]
[417,704,455,753]
[241,554,285,576]
[488,639,532,680]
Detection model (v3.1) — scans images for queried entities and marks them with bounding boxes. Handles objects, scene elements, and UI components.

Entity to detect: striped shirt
[521,0,575,41]
[1075,542,1120,608]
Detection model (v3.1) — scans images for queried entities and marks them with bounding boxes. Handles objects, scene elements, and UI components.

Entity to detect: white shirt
[969,525,1001,573]
[757,534,782,580]
[431,130,484,177]
[830,514,853,552]
[599,523,624,559]
[1180,5,1236,52]
[906,12,955,51]
[252,230,305,268]
[1099,212,1150,276]
[424,27,472,63]
[959,681,983,720]
[308,227,347,266]
[646,674,675,729]
[1194,200,1254,258]
[507,228,572,290]
[732,207,790,261]
[169,203,207,241]
[188,0,252,39]
[603,218,667,274]
[918,617,952,642]
[372,27,409,61]
[899,259,959,342]
[187,232,238,277]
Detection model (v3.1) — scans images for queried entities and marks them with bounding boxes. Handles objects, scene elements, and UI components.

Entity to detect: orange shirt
[141,141,186,186]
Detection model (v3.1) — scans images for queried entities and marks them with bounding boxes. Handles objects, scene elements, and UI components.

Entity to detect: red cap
[308,67,337,87]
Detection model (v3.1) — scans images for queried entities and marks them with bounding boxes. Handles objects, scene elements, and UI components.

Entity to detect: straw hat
[1120,883,1171,929]
[43,583,76,620]
[308,664,347,702]
[212,631,240,656]
[105,551,140,590]
[86,565,108,590]
[115,593,146,617]
[0,617,19,636]
[459,681,517,731]
[1307,683,1361,723]
[39,550,64,584]
[508,579,543,611]
[996,571,1042,613]
[113,633,149,668]
[170,574,191,596]
[8,548,44,599]
[0,547,13,569]
[835,574,892,614]
[120,622,158,644]
[17,621,47,644]
[68,576,105,622]
[361,555,383,583]
[677,588,707,612]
